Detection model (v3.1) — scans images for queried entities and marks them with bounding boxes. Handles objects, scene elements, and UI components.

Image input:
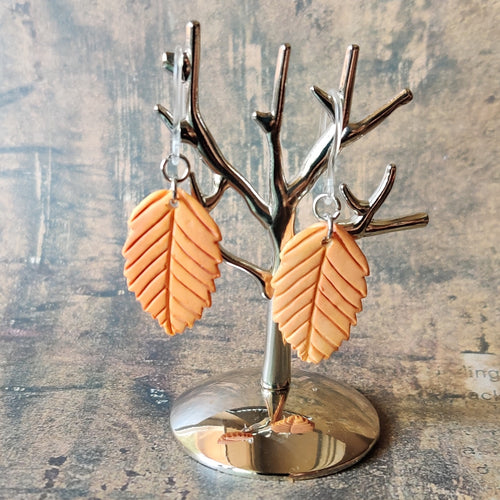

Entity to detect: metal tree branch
[338,44,414,144]
[158,22,275,296]
[158,21,272,227]
[344,88,413,145]
[221,248,273,299]
[339,44,359,129]
[340,164,429,237]
[188,171,229,211]
[189,170,272,294]
[288,45,413,204]
[288,84,423,238]
[253,43,291,210]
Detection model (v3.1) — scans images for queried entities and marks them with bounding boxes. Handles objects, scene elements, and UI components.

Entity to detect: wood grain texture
[0,0,498,498]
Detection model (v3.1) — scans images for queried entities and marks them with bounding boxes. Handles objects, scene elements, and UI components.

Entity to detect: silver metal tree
[156,21,428,478]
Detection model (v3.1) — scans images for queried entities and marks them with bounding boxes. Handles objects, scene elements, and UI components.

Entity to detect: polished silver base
[170,368,379,479]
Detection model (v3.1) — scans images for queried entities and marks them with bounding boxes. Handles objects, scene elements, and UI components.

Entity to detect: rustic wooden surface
[0,1,498,498]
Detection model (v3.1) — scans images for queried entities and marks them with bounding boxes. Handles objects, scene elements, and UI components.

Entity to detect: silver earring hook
[314,90,344,242]
[162,44,189,206]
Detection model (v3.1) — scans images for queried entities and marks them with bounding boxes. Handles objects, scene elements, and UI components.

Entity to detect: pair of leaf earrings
[122,161,368,365]
[122,67,367,362]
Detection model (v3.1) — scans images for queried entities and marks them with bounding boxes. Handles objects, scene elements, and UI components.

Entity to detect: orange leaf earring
[122,155,222,336]
[271,216,369,363]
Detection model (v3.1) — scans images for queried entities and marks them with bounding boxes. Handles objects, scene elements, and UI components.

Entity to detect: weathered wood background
[0,1,498,498]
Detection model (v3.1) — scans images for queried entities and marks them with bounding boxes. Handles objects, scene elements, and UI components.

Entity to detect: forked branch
[340,164,429,238]
[188,171,229,211]
[253,43,291,209]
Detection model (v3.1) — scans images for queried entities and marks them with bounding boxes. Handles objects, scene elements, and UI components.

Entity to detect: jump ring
[161,153,191,183]
[313,193,341,222]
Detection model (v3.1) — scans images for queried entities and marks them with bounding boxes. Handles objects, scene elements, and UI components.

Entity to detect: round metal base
[170,368,379,480]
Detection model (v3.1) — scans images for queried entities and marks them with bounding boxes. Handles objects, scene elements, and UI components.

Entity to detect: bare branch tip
[311,85,331,105]
[187,20,200,30]
[155,103,174,128]
[383,164,397,186]
[186,20,200,49]
[343,44,359,68]
[253,110,273,132]
[401,88,413,103]
[387,163,397,175]
[311,85,325,96]
[162,52,174,73]
[279,43,291,56]
[155,103,167,114]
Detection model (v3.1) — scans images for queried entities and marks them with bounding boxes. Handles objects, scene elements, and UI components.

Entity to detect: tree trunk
[261,294,291,421]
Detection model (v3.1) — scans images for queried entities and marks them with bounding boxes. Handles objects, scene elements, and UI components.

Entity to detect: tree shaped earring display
[125,21,429,479]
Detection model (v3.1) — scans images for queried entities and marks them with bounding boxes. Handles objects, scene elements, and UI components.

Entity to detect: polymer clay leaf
[122,188,222,335]
[271,222,369,363]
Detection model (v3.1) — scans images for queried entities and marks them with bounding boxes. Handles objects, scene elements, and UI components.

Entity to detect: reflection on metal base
[170,369,379,480]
